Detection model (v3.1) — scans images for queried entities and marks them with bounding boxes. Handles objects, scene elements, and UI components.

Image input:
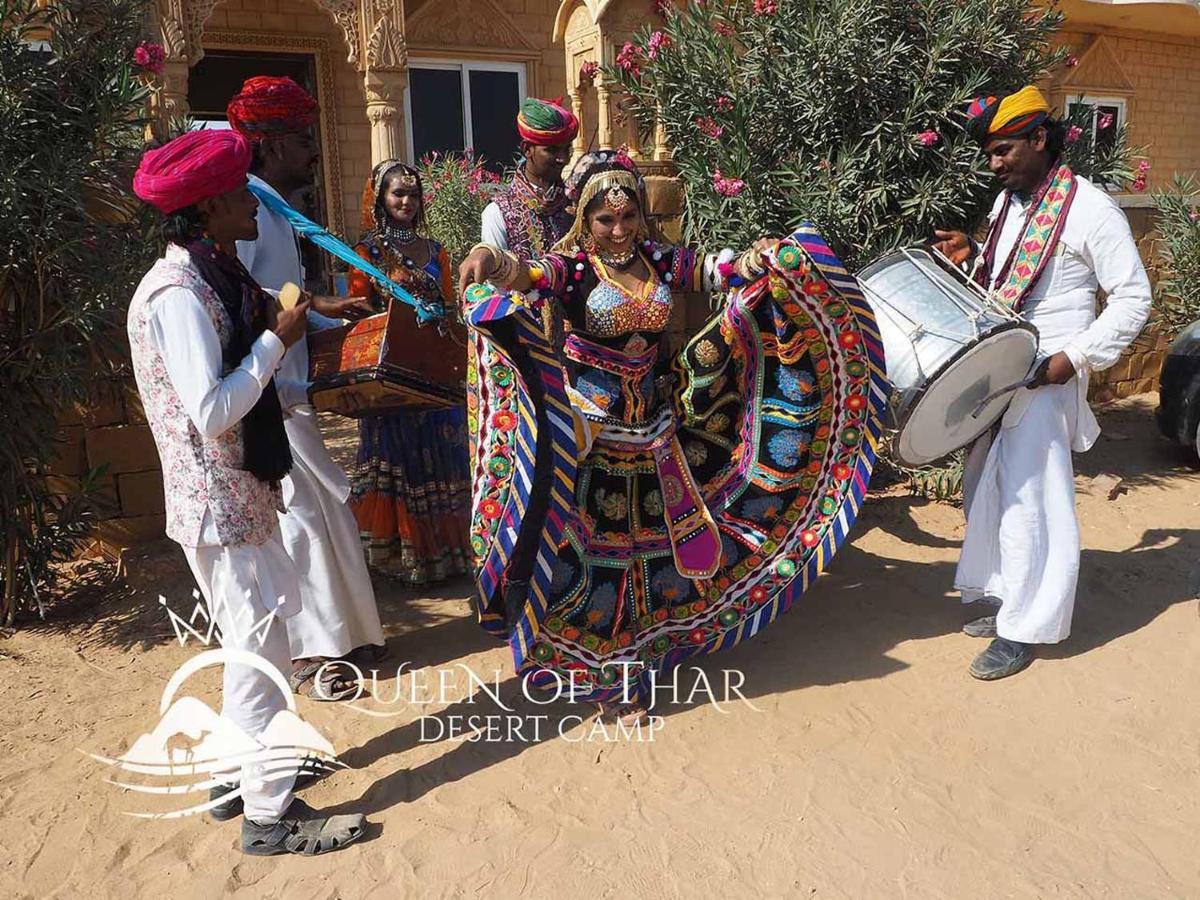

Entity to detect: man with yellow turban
[933,86,1151,680]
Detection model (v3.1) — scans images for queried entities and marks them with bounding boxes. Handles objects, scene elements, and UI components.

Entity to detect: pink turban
[133,130,252,214]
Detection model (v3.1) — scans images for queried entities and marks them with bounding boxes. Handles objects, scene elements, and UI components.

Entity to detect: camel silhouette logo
[84,595,344,818]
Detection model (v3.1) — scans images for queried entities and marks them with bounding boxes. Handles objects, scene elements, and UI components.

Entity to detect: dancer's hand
[308,294,374,320]
[751,238,780,264]
[932,230,972,265]
[458,248,496,298]
[272,299,311,348]
[1028,351,1076,388]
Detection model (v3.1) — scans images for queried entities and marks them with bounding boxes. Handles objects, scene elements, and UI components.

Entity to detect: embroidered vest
[127,245,282,548]
[493,180,572,262]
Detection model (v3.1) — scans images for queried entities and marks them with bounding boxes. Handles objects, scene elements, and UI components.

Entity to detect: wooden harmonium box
[308,300,467,417]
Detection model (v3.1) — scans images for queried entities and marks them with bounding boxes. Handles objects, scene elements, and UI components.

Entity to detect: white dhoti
[955,382,1081,645]
[182,528,299,824]
[280,404,384,660]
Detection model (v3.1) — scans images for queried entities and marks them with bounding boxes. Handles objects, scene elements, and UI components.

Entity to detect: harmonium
[308,300,468,417]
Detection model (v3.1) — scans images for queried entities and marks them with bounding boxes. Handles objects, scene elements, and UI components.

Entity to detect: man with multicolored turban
[128,129,367,854]
[227,76,386,703]
[480,97,578,259]
[933,85,1151,680]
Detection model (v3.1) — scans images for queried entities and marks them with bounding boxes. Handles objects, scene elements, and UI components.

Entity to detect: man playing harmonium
[227,76,386,702]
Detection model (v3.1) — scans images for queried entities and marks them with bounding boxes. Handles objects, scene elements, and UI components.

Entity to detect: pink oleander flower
[617,41,642,77]
[1189,208,1199,222]
[133,40,165,75]
[579,60,599,82]
[818,158,831,171]
[712,167,745,198]
[1098,112,1114,130]
[1066,55,1079,68]
[695,116,724,139]
[1066,125,1084,144]
[753,0,778,14]
[648,30,671,60]
[1132,175,1147,193]
[651,0,672,16]
[916,129,940,147]
[713,20,735,36]
[1136,159,1151,175]
[715,96,734,112]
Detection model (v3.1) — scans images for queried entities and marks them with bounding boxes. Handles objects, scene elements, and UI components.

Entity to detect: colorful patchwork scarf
[976,163,1077,312]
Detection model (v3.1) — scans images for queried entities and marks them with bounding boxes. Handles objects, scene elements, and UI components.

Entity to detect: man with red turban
[480,97,578,259]
[226,77,387,705]
[933,86,1151,681]
[129,128,367,854]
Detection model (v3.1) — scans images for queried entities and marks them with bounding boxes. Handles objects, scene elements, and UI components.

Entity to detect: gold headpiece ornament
[554,168,648,252]
[605,185,631,212]
[394,172,419,190]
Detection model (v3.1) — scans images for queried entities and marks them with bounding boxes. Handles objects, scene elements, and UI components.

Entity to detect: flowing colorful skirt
[463,227,888,702]
[350,406,472,585]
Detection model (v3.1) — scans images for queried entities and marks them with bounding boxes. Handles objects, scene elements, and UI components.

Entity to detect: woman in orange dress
[347,160,471,585]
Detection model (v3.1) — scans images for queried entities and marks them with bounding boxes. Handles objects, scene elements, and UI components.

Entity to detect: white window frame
[1068,94,1128,139]
[403,58,528,163]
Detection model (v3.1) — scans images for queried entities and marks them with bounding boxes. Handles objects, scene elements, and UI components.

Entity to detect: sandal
[241,799,366,856]
[595,700,649,728]
[289,660,359,702]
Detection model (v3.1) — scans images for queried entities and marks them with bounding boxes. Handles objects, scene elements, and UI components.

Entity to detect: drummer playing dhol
[931,86,1151,680]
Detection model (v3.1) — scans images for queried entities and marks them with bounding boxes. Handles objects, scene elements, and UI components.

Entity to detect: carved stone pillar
[595,78,615,151]
[364,69,409,165]
[147,57,191,140]
[568,87,586,157]
[653,106,672,163]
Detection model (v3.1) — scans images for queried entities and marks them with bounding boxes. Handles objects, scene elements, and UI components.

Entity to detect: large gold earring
[582,232,598,254]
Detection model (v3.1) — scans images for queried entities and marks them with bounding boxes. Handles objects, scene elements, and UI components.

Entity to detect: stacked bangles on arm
[469,242,522,287]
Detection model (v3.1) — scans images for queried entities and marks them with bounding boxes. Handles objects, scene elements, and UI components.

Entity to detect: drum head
[894,325,1038,466]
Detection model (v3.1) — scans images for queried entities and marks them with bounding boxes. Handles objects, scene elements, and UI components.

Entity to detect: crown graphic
[159,590,286,649]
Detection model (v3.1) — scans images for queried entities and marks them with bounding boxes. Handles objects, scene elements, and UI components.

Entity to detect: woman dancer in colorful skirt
[349,161,473,586]
[458,151,887,724]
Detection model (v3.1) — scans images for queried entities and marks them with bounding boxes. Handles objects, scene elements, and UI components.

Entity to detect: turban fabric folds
[966,85,1052,144]
[133,129,252,214]
[516,97,579,146]
[227,75,319,139]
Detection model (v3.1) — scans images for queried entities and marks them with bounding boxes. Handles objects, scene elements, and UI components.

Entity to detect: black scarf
[185,238,293,484]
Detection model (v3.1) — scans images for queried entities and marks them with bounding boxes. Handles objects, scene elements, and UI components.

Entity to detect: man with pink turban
[129,128,367,855]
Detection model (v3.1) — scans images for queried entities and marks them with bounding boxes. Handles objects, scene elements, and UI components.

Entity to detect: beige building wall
[1053,29,1200,191]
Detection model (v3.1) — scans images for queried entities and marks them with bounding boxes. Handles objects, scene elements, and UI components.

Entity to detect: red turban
[226,76,319,139]
[133,129,252,214]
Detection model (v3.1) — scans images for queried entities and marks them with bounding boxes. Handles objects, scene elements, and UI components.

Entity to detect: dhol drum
[856,245,1039,466]
[308,300,467,416]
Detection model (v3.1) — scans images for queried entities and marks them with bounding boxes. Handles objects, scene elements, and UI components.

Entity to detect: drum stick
[969,357,1049,418]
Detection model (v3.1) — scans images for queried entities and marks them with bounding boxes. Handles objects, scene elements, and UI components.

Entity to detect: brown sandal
[289,660,359,702]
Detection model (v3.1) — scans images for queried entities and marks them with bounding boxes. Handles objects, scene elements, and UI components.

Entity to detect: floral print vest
[127,245,282,548]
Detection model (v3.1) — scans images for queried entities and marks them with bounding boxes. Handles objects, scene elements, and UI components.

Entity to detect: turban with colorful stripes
[516,97,579,146]
[966,85,1051,144]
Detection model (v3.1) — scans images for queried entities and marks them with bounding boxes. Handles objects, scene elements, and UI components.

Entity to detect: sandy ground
[2,395,1199,899]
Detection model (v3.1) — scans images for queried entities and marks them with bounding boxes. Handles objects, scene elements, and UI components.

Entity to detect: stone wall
[54,379,166,560]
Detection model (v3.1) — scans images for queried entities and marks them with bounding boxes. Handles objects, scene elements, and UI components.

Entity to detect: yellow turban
[966,86,1051,143]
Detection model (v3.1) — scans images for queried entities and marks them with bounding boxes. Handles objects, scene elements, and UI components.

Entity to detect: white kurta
[480,201,510,250]
[148,287,298,823]
[237,175,384,661]
[955,175,1152,644]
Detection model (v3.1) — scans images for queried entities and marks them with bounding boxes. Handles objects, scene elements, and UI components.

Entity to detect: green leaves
[1152,174,1200,338]
[0,0,157,623]
[604,0,1076,269]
